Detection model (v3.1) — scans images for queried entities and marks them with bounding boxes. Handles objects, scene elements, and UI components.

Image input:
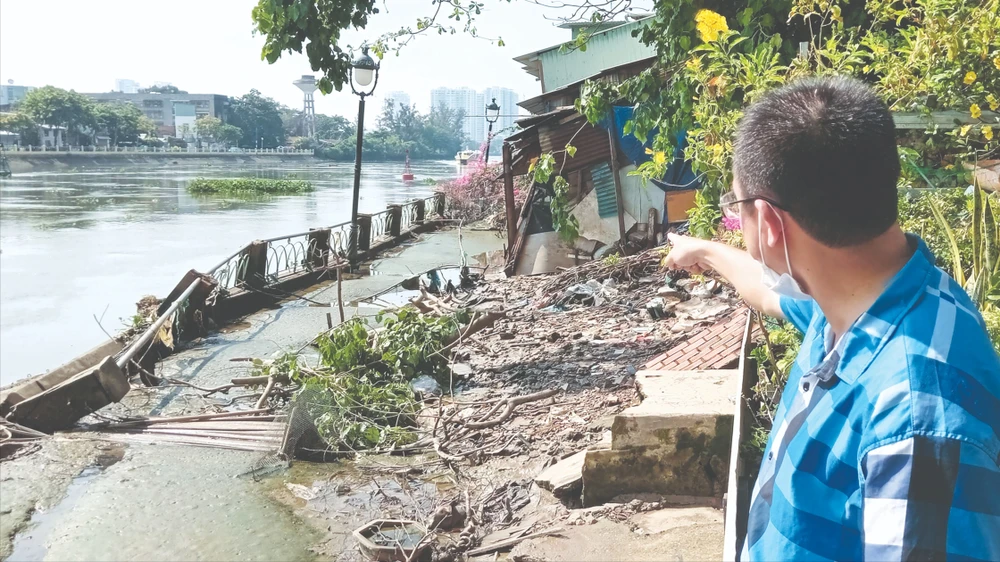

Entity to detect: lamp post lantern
[348,46,380,263]
[483,98,501,165]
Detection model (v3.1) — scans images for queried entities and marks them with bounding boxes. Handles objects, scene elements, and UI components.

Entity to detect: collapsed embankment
[5,151,317,174]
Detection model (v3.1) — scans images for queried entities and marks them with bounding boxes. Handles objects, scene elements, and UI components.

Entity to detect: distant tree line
[308,100,466,161]
[1,85,465,158]
[0,86,158,146]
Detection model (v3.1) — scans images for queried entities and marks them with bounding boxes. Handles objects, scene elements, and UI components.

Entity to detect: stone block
[580,369,738,506]
[613,370,738,450]
[535,450,587,497]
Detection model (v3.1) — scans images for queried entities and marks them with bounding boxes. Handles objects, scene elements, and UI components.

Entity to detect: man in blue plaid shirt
[665,76,1000,561]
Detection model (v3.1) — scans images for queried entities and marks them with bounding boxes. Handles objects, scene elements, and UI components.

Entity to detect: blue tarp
[607,106,702,193]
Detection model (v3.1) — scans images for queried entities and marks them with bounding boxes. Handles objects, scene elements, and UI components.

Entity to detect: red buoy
[402,150,415,181]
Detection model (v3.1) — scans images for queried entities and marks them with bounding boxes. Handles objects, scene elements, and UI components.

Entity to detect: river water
[0,160,459,385]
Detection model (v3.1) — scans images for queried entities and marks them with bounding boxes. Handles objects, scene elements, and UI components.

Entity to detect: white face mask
[757,203,810,300]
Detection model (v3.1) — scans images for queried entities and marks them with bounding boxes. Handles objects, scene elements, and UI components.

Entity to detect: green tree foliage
[93,102,155,145]
[316,100,465,160]
[227,89,286,148]
[19,86,97,141]
[577,0,999,237]
[316,114,354,140]
[0,112,40,145]
[251,0,510,93]
[195,115,243,147]
[140,84,187,94]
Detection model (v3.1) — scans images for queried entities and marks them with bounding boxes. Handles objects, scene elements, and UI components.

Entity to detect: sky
[0,0,644,120]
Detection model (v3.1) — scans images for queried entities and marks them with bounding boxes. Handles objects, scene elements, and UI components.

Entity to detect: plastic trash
[410,375,442,396]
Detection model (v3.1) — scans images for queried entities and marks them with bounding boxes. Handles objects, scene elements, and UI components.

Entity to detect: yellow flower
[944,164,955,170]
[964,71,977,85]
[695,9,729,43]
[995,56,1000,71]
[970,104,983,119]
[960,125,971,136]
[985,126,995,141]
[653,151,667,166]
[987,94,999,112]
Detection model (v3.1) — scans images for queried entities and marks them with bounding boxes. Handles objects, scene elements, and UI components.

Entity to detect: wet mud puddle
[6,445,124,562]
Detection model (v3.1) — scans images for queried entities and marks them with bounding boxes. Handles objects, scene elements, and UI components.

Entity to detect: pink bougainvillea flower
[722,215,742,231]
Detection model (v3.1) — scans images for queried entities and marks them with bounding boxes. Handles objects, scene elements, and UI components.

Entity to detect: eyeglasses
[719,190,785,220]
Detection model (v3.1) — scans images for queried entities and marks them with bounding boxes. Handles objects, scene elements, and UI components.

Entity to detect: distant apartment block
[431,87,520,147]
[114,79,140,94]
[0,84,36,108]
[83,92,229,136]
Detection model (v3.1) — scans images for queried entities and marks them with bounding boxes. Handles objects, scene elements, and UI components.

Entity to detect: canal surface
[0,160,459,385]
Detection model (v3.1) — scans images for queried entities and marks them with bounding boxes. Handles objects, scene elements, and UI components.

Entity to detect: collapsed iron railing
[114,193,446,367]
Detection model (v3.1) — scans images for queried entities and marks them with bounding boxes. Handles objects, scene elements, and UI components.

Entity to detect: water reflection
[0,160,458,384]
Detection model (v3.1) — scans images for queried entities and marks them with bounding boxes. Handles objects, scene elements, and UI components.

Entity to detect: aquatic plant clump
[186,178,314,195]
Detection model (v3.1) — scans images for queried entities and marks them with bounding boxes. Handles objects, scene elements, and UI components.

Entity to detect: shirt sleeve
[861,434,1000,561]
[778,296,817,333]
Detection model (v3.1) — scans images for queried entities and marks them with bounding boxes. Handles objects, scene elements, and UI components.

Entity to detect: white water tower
[293,75,318,138]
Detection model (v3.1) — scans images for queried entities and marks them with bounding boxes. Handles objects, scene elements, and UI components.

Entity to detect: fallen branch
[466,527,564,556]
[461,389,559,430]
[231,374,290,386]
[254,375,277,410]
[432,437,466,463]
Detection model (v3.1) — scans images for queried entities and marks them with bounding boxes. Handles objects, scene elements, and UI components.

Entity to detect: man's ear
[754,199,785,248]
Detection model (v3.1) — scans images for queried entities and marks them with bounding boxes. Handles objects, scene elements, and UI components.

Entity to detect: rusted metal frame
[502,141,517,250]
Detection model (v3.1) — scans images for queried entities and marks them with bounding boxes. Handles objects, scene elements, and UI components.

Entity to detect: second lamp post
[349,46,380,262]
[483,98,500,165]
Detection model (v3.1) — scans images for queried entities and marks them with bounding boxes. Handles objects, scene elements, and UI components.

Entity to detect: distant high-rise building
[115,79,140,94]
[83,91,229,136]
[431,87,485,148]
[481,87,520,142]
[386,91,411,111]
[0,82,35,107]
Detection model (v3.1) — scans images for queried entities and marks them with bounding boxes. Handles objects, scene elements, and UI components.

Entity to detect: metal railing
[8,145,315,154]
[114,194,445,375]
[369,209,393,241]
[207,195,442,292]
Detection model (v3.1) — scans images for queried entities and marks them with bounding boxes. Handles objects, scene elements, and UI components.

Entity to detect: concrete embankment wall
[6,152,318,173]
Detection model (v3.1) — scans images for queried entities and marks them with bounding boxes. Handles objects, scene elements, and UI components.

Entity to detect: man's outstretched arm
[662,233,785,320]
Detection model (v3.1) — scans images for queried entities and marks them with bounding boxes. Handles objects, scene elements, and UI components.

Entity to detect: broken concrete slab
[535,450,586,497]
[6,356,129,433]
[0,339,123,416]
[631,506,723,535]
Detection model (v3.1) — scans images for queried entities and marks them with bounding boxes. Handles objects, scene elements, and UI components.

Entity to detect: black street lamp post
[483,98,501,165]
[348,46,380,263]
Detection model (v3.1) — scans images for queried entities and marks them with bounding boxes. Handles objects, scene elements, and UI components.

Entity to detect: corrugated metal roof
[592,163,619,218]
[536,19,656,92]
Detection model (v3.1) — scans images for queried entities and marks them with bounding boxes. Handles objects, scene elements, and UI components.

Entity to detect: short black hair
[733,76,899,247]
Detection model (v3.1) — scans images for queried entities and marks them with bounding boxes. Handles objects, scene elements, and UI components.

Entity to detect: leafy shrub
[289,308,462,451]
